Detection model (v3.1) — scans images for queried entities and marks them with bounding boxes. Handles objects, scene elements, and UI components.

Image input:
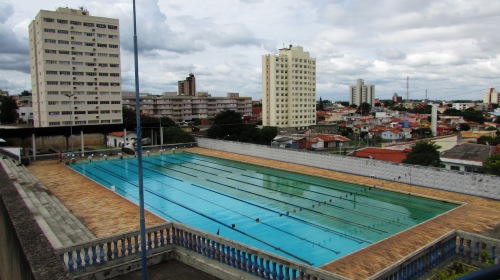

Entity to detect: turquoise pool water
[70,152,458,266]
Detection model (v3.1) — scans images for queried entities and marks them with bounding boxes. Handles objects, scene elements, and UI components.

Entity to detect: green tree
[477,135,500,146]
[0,96,19,124]
[162,126,194,144]
[443,108,461,116]
[403,141,441,167]
[357,102,371,115]
[483,154,500,176]
[458,123,471,131]
[207,110,244,139]
[318,97,324,111]
[260,126,278,144]
[122,106,136,124]
[340,101,349,107]
[20,90,32,96]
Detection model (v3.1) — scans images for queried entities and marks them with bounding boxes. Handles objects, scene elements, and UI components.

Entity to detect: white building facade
[29,8,123,127]
[262,45,316,129]
[349,79,375,106]
[122,92,252,123]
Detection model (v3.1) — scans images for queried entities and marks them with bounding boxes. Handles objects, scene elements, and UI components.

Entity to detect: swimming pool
[70,152,458,266]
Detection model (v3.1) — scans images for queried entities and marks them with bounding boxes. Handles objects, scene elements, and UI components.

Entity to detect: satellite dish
[121,137,151,155]
[122,139,137,155]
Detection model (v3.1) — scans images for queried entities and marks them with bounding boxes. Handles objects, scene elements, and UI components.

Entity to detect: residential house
[107,131,137,148]
[381,128,404,141]
[440,143,499,173]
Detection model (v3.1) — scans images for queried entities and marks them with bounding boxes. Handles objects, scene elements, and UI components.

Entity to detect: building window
[97,43,107,48]
[110,73,120,77]
[100,110,110,114]
[70,31,82,35]
[83,22,95,27]
[44,39,56,44]
[109,44,119,48]
[111,101,121,104]
[86,91,97,95]
[107,25,118,30]
[48,111,60,115]
[99,82,109,86]
[75,121,86,125]
[87,101,98,105]
[98,53,108,57]
[59,71,70,75]
[85,42,95,47]
[58,40,69,45]
[59,50,70,55]
[70,21,81,26]
[71,41,82,46]
[43,18,54,23]
[84,32,95,37]
[98,73,109,77]
[49,122,61,126]
[97,33,107,38]
[450,165,460,171]
[110,64,119,68]
[46,60,57,64]
[47,91,59,95]
[45,49,57,54]
[109,54,119,58]
[71,51,83,56]
[59,61,70,65]
[48,101,58,105]
[57,19,68,24]
[85,52,95,56]
[108,35,118,39]
[98,63,108,67]
[100,101,110,104]
[96,24,106,28]
[110,83,120,86]
[47,81,58,85]
[46,70,58,75]
[60,81,71,85]
[44,28,56,33]
[72,71,84,76]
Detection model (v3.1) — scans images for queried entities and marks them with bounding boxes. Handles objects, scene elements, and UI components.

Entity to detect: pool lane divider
[227,176,408,226]
[143,158,388,235]
[204,179,387,235]
[148,157,408,225]
[107,161,345,254]
[86,162,316,265]
[180,153,438,214]
[71,164,178,222]
[142,158,384,236]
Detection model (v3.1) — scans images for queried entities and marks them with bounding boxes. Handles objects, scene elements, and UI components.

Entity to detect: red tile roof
[349,147,409,163]
[315,134,335,142]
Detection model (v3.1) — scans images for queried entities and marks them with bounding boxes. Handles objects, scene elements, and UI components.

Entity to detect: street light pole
[64,93,75,156]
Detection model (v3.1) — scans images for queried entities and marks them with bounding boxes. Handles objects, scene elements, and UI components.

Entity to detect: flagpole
[132,1,148,279]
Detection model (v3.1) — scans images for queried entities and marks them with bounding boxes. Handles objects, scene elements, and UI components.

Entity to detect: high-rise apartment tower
[29,7,123,127]
[349,79,375,106]
[178,74,196,96]
[262,45,316,129]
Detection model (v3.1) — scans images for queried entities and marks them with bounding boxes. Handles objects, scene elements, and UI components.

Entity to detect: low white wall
[197,138,500,200]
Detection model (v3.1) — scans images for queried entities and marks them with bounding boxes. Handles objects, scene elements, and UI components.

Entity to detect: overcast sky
[1,0,499,102]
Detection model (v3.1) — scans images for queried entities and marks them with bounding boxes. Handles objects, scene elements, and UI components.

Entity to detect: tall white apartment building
[29,8,123,127]
[262,45,316,129]
[349,79,375,106]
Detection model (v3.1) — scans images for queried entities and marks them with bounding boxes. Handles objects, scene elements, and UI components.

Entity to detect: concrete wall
[197,138,500,200]
[4,133,106,153]
[0,165,71,280]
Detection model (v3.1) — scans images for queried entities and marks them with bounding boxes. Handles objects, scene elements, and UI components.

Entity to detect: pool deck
[27,147,500,280]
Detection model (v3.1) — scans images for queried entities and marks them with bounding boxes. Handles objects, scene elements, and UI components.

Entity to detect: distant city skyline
[0,0,499,101]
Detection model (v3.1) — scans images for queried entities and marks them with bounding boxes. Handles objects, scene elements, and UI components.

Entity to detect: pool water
[71,152,458,266]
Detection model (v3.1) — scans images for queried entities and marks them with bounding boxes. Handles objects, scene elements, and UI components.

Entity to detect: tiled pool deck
[27,148,500,279]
